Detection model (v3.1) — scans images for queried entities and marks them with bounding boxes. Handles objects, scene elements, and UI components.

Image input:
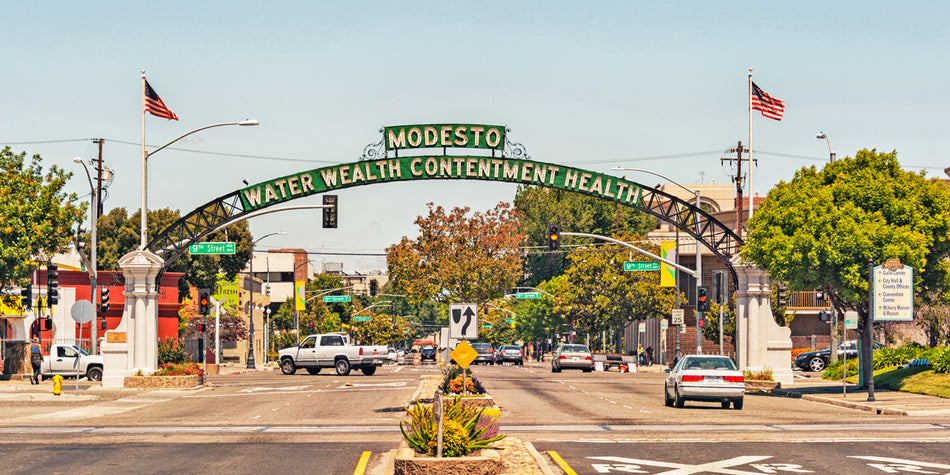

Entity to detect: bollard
[52,374,63,396]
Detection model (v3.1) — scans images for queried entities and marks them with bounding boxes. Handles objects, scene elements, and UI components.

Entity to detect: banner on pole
[660,241,676,287]
[295,281,306,311]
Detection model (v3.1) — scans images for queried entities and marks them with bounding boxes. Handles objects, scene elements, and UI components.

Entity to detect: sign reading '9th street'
[238,124,645,212]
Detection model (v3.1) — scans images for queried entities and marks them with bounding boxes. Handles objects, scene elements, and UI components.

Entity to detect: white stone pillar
[732,257,793,386]
[101,249,163,387]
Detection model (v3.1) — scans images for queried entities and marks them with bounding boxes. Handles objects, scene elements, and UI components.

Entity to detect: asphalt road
[1,362,948,474]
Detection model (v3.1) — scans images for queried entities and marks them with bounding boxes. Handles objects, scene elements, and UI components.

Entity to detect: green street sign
[504,319,515,323]
[515,292,541,299]
[624,261,660,272]
[322,295,351,303]
[189,242,236,255]
[481,324,492,328]
[353,316,371,322]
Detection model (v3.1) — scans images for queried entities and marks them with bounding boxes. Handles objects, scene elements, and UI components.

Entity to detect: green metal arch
[147,155,743,285]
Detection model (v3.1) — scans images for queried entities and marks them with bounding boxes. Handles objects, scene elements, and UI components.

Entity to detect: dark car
[419,346,437,362]
[495,345,524,365]
[472,342,495,365]
[793,339,884,372]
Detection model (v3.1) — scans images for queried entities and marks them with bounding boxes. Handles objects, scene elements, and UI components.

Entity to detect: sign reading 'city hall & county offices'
[239,123,644,212]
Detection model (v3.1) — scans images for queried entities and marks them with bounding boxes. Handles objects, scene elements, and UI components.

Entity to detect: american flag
[751,82,785,121]
[144,80,179,120]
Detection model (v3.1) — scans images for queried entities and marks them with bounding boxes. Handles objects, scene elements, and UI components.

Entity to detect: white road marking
[850,455,950,471]
[239,386,310,393]
[335,381,408,389]
[589,455,775,474]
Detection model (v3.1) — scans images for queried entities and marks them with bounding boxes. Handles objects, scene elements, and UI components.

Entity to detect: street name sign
[353,316,371,322]
[515,292,541,299]
[845,311,859,330]
[323,295,352,303]
[624,261,660,272]
[189,242,236,255]
[450,303,478,339]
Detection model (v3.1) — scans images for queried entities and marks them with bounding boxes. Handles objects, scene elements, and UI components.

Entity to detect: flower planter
[745,380,779,392]
[444,394,495,410]
[123,374,205,389]
[393,440,502,475]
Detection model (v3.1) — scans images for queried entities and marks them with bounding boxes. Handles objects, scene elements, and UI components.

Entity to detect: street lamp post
[611,167,703,359]
[140,119,259,249]
[248,231,286,369]
[816,132,836,163]
[73,158,99,354]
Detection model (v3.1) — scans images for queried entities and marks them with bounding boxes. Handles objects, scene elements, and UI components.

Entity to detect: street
[0,363,947,474]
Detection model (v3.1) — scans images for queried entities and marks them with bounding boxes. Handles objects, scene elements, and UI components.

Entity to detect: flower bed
[745,380,780,392]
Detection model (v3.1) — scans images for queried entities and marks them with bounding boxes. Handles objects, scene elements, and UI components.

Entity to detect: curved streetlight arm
[562,231,698,278]
[352,301,393,317]
[146,120,259,160]
[305,285,356,303]
[254,231,287,246]
[485,303,516,316]
[610,167,694,196]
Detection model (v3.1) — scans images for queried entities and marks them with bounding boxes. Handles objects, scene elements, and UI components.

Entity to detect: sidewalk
[773,376,950,416]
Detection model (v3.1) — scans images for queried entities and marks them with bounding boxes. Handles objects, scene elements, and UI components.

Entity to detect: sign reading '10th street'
[239,124,646,213]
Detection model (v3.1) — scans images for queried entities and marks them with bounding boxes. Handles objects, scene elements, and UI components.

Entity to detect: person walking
[29,338,43,384]
[646,345,654,366]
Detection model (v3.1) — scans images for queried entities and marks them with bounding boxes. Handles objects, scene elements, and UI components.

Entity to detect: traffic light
[322,194,338,229]
[100,286,110,312]
[777,284,788,307]
[369,279,378,297]
[696,286,710,312]
[712,270,725,304]
[198,289,211,315]
[100,317,107,330]
[47,264,59,307]
[547,224,561,250]
[196,322,206,332]
[20,286,32,310]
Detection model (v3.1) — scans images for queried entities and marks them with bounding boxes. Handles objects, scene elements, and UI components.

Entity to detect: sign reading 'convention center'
[239,123,645,212]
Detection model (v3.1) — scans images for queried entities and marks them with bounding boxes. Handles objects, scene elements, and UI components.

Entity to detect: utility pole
[721,141,750,236]
[90,138,104,354]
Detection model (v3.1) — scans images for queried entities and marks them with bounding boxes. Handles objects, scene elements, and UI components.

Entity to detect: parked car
[40,344,103,381]
[472,342,495,365]
[419,346,437,362]
[793,340,885,372]
[664,354,744,410]
[551,344,593,372]
[495,345,524,365]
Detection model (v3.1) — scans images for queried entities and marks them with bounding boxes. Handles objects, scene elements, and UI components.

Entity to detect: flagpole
[747,68,754,228]
[140,71,148,249]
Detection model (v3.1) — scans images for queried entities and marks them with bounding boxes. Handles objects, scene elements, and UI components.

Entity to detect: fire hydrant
[52,374,63,396]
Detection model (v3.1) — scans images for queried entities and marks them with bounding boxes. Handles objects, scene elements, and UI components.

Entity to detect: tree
[387,202,525,305]
[513,185,657,285]
[0,147,84,291]
[514,276,566,343]
[554,235,677,351]
[745,150,950,330]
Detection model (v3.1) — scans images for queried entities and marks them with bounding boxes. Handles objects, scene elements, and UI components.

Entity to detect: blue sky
[4,2,949,271]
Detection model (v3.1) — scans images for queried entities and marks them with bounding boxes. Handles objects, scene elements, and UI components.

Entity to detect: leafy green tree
[387,202,525,305]
[0,147,84,291]
[349,313,407,345]
[701,301,736,346]
[744,149,950,332]
[513,276,566,343]
[513,186,657,286]
[554,235,677,351]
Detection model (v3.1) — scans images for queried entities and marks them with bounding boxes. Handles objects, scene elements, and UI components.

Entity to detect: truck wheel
[335,359,351,376]
[280,359,297,375]
[361,366,377,376]
[306,368,321,375]
[86,367,103,382]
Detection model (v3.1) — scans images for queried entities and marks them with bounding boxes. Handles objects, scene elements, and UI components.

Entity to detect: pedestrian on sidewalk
[29,338,43,384]
[646,345,654,366]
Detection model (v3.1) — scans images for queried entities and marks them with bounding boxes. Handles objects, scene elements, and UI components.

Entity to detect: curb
[799,394,908,415]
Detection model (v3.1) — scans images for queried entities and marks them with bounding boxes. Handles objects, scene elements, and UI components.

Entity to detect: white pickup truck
[278,333,388,376]
[40,344,104,381]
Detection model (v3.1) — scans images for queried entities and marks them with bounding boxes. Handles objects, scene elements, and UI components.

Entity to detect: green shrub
[933,347,950,374]
[400,397,505,457]
[822,359,858,379]
[158,337,190,365]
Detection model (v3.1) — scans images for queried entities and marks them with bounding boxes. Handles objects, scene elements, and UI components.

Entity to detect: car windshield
[473,343,492,349]
[560,345,590,353]
[501,346,519,351]
[679,357,736,371]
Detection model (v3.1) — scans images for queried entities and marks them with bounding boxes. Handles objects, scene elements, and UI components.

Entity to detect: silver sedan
[551,344,594,372]
[664,355,745,410]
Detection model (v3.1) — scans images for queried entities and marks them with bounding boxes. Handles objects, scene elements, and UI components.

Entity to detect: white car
[664,355,745,410]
